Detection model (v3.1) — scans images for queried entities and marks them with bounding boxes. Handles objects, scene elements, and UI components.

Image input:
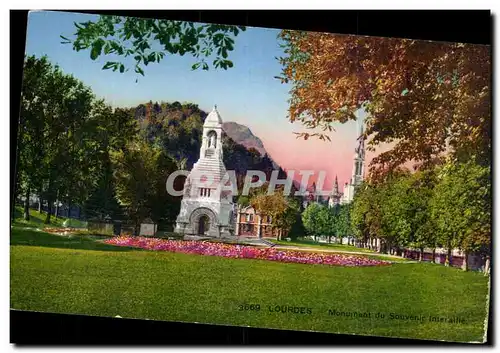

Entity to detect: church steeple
[341,117,366,205]
[328,175,341,208]
[352,120,366,186]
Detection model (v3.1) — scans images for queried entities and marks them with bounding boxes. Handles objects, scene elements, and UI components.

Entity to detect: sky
[24,10,381,193]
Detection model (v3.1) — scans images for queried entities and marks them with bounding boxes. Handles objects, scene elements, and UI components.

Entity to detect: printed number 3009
[238,304,260,311]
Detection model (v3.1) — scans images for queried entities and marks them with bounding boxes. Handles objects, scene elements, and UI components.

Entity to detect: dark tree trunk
[432,248,436,263]
[67,200,71,219]
[23,186,30,221]
[44,178,53,224]
[419,247,424,262]
[44,198,52,224]
[13,117,23,219]
[54,190,61,219]
[445,246,452,267]
[134,218,140,236]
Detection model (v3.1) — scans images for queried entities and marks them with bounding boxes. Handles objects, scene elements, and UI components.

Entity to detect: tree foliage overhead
[277,31,491,175]
[61,15,246,76]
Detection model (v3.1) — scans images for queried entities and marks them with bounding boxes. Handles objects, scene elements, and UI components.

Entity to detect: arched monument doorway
[189,207,217,237]
[198,215,210,235]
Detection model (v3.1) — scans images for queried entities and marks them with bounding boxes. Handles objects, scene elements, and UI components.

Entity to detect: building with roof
[235,205,286,239]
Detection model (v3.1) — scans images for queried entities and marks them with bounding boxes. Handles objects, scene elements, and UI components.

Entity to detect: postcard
[11,10,491,343]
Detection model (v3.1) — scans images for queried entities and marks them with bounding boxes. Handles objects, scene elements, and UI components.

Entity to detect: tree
[61,15,246,77]
[237,195,251,207]
[288,208,306,240]
[277,32,490,175]
[17,55,98,224]
[275,197,300,240]
[82,104,139,220]
[16,56,53,220]
[351,184,385,250]
[336,204,352,245]
[430,158,491,271]
[250,192,298,240]
[379,171,414,253]
[301,203,323,241]
[317,205,336,243]
[408,170,438,261]
[110,139,178,234]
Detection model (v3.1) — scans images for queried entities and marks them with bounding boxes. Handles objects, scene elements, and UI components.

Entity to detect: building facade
[174,105,236,238]
[234,205,285,239]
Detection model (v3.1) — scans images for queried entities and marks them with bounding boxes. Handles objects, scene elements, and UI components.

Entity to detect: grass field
[10,225,489,343]
[271,238,376,253]
[11,206,68,229]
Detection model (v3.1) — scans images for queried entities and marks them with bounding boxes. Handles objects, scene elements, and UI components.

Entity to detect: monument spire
[174,104,235,238]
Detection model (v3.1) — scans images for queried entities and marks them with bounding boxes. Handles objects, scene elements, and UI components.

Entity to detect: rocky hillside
[128,101,285,187]
[223,121,279,169]
[222,122,266,156]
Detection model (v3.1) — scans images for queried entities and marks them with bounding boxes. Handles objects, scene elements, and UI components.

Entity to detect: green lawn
[11,206,67,229]
[10,227,489,343]
[271,238,376,253]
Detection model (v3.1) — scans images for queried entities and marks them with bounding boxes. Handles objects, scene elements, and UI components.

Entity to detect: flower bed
[43,227,76,236]
[104,236,392,267]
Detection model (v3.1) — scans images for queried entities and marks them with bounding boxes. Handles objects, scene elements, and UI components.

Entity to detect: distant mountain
[222,121,278,168]
[128,101,284,185]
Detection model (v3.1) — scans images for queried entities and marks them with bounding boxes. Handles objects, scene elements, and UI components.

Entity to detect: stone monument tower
[174,105,235,238]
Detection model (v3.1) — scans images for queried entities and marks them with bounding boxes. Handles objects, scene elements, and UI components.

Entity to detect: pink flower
[104,237,391,267]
